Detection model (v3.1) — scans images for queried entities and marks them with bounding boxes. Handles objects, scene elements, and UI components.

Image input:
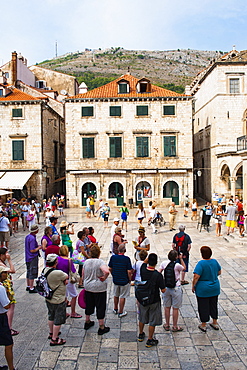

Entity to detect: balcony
[237,135,247,151]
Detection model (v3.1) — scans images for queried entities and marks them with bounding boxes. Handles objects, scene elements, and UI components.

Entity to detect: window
[12,108,23,118]
[5,72,9,78]
[118,83,128,93]
[136,137,149,157]
[82,106,94,117]
[12,140,24,160]
[136,105,148,116]
[36,80,46,89]
[110,137,122,157]
[0,90,3,97]
[110,106,121,117]
[82,138,95,158]
[164,136,176,157]
[163,105,175,115]
[229,78,240,93]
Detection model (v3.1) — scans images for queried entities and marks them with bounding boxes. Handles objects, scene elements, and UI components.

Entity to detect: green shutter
[12,108,23,118]
[163,105,175,115]
[136,105,148,116]
[12,140,24,160]
[110,106,121,116]
[164,136,176,157]
[82,106,94,117]
[136,137,149,157]
[119,84,127,93]
[82,138,94,158]
[110,137,122,157]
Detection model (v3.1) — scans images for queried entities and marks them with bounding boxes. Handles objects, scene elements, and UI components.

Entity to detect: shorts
[214,218,222,224]
[113,283,130,299]
[139,301,162,327]
[26,255,39,279]
[0,231,10,243]
[226,220,236,228]
[162,286,183,308]
[66,281,78,298]
[176,257,189,272]
[104,214,109,222]
[121,214,128,221]
[192,208,197,212]
[0,313,13,346]
[46,300,66,326]
[138,217,144,221]
[85,291,107,319]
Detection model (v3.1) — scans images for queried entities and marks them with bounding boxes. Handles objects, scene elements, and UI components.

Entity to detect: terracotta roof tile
[70,74,187,99]
[0,88,40,101]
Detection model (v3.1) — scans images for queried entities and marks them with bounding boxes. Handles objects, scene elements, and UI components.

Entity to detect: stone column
[230,176,237,198]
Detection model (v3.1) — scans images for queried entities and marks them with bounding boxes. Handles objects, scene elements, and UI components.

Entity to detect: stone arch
[163,180,179,205]
[81,182,97,206]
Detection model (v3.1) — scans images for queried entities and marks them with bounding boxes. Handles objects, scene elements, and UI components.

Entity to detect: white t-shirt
[134,237,150,260]
[132,260,144,281]
[150,209,157,218]
[0,284,10,313]
[0,216,10,232]
[159,260,184,287]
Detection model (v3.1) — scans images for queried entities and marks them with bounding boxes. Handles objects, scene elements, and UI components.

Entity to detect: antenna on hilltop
[55,41,58,58]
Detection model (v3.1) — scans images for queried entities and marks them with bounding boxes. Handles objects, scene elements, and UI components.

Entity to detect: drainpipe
[11,51,17,86]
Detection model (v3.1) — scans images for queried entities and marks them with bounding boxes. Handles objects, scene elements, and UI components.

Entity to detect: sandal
[50,338,66,346]
[48,331,61,339]
[11,329,19,336]
[198,324,207,332]
[181,280,189,285]
[78,285,84,288]
[70,313,82,318]
[172,326,184,332]
[163,324,170,331]
[66,301,71,307]
[209,323,219,330]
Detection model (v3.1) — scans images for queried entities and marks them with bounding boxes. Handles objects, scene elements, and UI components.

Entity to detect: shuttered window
[110,106,121,116]
[12,140,24,160]
[81,106,94,117]
[163,105,175,115]
[12,108,23,118]
[119,84,128,93]
[82,138,95,158]
[136,105,148,116]
[136,137,149,157]
[164,136,176,157]
[110,137,122,158]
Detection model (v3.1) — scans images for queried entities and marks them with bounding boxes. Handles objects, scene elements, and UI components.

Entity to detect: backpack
[36,268,58,299]
[135,271,157,306]
[174,234,186,254]
[164,261,176,288]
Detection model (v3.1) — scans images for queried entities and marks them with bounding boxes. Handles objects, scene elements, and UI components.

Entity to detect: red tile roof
[70,74,187,99]
[0,87,40,101]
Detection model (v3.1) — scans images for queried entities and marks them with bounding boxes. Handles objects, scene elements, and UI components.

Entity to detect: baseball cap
[46,254,58,263]
[113,217,120,222]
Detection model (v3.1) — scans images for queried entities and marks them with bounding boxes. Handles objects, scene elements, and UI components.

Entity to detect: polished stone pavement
[1,207,247,370]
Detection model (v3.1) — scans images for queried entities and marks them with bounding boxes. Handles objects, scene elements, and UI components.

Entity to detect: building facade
[65,74,193,208]
[190,48,247,206]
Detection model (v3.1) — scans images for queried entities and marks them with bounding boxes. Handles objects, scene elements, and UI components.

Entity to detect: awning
[0,190,13,196]
[0,172,6,179]
[0,171,34,190]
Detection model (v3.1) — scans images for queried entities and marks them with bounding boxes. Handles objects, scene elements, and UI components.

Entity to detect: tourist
[27,205,36,231]
[96,198,104,220]
[135,203,146,226]
[133,227,150,261]
[88,226,97,243]
[119,203,129,232]
[45,207,54,227]
[89,195,96,217]
[49,216,59,235]
[237,210,245,237]
[213,204,224,237]
[149,205,158,234]
[113,227,127,255]
[183,195,190,217]
[33,200,42,225]
[192,246,221,332]
[110,217,120,253]
[83,244,110,334]
[0,210,11,250]
[168,202,178,231]
[41,227,53,267]
[60,221,74,257]
[45,235,61,258]
[75,230,90,288]
[225,200,237,235]
[102,202,110,227]
[191,198,198,221]
[172,225,192,285]
[25,224,42,293]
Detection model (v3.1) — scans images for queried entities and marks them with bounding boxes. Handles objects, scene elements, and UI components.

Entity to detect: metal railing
[237,135,247,151]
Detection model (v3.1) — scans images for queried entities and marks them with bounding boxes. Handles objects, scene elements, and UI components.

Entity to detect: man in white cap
[0,265,15,370]
[25,224,42,293]
[110,218,120,253]
[45,254,68,346]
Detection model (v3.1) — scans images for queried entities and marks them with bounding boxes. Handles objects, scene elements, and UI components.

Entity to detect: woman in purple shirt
[41,227,53,267]
[57,245,82,318]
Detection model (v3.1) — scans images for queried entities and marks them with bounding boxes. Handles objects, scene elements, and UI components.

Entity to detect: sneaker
[138,332,145,342]
[84,321,95,330]
[0,366,8,370]
[26,287,30,291]
[113,309,118,315]
[118,311,127,318]
[146,338,159,347]
[29,287,38,293]
[98,326,110,335]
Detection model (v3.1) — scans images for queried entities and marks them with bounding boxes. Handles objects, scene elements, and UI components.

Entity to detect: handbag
[68,259,79,284]
[131,262,137,281]
[26,214,34,221]
[71,250,86,265]
[78,289,86,309]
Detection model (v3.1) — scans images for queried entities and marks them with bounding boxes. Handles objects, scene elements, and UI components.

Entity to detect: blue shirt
[50,224,59,235]
[194,259,221,298]
[108,254,132,286]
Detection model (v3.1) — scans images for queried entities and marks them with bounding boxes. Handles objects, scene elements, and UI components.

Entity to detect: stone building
[0,73,65,199]
[190,48,247,206]
[65,74,193,208]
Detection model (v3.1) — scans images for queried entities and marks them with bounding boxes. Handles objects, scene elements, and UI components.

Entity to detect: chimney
[11,51,17,86]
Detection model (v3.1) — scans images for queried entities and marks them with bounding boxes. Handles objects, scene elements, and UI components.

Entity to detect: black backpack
[135,272,157,306]
[164,261,176,288]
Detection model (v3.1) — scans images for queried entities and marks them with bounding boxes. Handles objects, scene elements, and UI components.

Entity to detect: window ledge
[134,156,151,159]
[162,156,178,159]
[12,117,24,120]
[135,115,150,118]
[108,157,123,160]
[11,160,26,162]
[80,157,96,160]
[81,116,95,119]
[162,115,176,118]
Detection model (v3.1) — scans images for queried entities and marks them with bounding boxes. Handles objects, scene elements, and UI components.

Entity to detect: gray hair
[118,244,126,254]
[51,234,60,245]
[178,224,186,232]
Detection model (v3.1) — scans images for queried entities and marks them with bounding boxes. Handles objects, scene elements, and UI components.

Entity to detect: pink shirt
[159,260,184,287]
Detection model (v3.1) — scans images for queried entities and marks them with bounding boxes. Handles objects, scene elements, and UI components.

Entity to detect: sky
[1,0,247,66]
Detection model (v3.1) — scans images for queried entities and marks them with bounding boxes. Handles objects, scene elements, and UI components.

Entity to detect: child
[102,202,110,227]
[119,203,129,232]
[238,210,245,237]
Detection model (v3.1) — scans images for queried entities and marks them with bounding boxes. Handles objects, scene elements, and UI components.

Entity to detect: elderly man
[172,225,192,285]
[0,211,11,250]
[168,202,178,231]
[110,217,120,253]
[45,235,61,257]
[0,266,15,370]
[44,254,68,346]
[25,224,42,293]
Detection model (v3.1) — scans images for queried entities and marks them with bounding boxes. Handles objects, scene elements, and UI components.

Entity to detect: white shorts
[113,283,130,299]
[66,281,78,298]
